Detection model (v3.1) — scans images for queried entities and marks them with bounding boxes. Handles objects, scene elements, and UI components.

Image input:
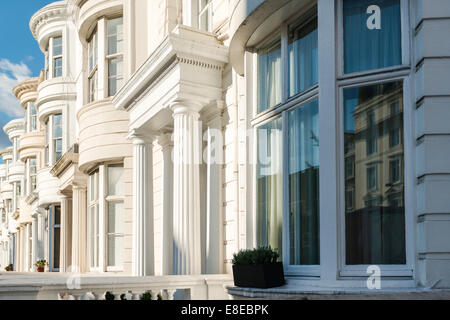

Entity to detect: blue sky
[0,0,55,150]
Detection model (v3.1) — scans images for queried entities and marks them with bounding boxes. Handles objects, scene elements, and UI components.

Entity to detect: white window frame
[87,28,98,103]
[337,76,414,278]
[26,157,37,195]
[336,0,410,79]
[87,169,100,272]
[250,7,320,278]
[45,114,63,167]
[86,16,123,103]
[198,0,213,32]
[87,163,124,273]
[52,36,63,78]
[106,17,124,97]
[334,0,414,278]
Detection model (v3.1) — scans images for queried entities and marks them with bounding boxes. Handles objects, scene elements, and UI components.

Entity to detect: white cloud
[0,58,32,118]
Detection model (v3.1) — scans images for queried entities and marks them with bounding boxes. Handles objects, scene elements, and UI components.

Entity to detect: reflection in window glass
[257,117,283,254]
[288,14,318,97]
[288,100,320,265]
[108,164,124,196]
[344,81,405,265]
[258,38,281,113]
[343,0,401,74]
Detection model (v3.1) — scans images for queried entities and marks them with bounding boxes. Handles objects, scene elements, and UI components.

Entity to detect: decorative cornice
[12,78,39,104]
[29,1,70,40]
[113,25,229,112]
[3,119,24,137]
[176,57,223,71]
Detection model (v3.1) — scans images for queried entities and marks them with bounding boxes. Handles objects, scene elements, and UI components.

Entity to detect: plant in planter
[232,246,285,289]
[5,264,13,272]
[34,260,47,272]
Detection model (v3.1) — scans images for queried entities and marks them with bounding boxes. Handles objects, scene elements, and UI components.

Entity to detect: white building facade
[1,0,450,298]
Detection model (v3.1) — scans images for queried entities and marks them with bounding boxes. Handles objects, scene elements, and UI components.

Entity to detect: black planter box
[232,262,285,289]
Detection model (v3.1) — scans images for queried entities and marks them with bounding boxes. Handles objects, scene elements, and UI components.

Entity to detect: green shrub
[5,264,13,271]
[104,291,115,300]
[232,246,280,266]
[140,291,153,300]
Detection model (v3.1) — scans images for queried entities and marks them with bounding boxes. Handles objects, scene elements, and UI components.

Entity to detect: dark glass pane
[344,81,405,265]
[288,100,320,265]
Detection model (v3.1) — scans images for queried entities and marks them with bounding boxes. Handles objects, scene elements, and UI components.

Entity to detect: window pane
[107,17,123,55]
[53,37,62,56]
[257,117,283,253]
[258,38,281,113]
[343,0,401,73]
[108,202,124,234]
[288,100,320,265]
[108,164,124,196]
[108,201,124,267]
[344,81,405,265]
[288,15,318,97]
[88,205,99,268]
[108,57,124,96]
[108,235,123,267]
[53,57,62,77]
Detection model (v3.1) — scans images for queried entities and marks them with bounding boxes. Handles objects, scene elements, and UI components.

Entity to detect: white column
[31,215,38,271]
[205,110,224,274]
[37,211,45,260]
[60,195,72,273]
[129,131,154,276]
[72,185,87,273]
[25,223,31,272]
[172,101,203,275]
[158,133,173,275]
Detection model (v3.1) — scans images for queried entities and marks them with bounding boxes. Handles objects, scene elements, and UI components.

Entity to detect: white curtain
[258,43,282,113]
[257,118,283,251]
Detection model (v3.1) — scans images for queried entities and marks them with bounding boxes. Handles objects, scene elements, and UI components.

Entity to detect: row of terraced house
[1,0,450,299]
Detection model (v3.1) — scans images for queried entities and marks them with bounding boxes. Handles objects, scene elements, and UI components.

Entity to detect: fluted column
[60,195,72,273]
[158,133,174,275]
[172,101,203,275]
[72,185,87,273]
[31,215,38,271]
[129,131,154,276]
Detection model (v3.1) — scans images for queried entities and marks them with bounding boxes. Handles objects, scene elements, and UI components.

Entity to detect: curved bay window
[87,163,124,272]
[86,16,123,103]
[45,114,63,166]
[255,7,319,275]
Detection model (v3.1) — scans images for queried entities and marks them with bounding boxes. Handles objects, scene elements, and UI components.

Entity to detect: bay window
[254,8,319,275]
[86,16,123,102]
[87,163,124,272]
[26,158,37,195]
[53,37,63,78]
[45,113,63,166]
[30,102,37,132]
[87,28,98,103]
[88,170,100,270]
[106,17,124,97]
